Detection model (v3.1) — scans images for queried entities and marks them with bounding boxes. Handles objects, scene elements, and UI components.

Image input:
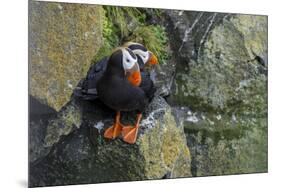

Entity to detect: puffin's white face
[120,48,142,86]
[132,49,150,64]
[123,42,150,64]
[121,48,138,70]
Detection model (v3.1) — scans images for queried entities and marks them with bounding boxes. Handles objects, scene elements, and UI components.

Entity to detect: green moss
[92,6,170,65]
[103,6,146,38]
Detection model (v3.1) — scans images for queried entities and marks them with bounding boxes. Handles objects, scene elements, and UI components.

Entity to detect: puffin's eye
[126,59,130,62]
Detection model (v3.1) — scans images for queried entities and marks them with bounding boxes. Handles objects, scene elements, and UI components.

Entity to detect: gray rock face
[153,57,177,97]
[29,96,191,187]
[29,97,56,163]
[162,11,268,176]
[166,12,267,111]
[44,100,83,148]
[29,1,104,111]
[172,107,267,176]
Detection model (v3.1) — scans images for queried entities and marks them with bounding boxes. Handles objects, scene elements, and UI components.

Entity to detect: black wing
[73,57,109,100]
[140,71,156,102]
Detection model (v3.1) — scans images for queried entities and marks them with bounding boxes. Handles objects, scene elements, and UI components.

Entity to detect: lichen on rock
[183,113,267,176]
[90,96,192,182]
[29,1,104,111]
[44,99,82,147]
[170,14,267,111]
[29,96,192,187]
[164,12,268,176]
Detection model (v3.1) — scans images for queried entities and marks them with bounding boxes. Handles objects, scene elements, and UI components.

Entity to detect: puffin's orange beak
[127,71,141,86]
[126,63,142,87]
[148,53,158,65]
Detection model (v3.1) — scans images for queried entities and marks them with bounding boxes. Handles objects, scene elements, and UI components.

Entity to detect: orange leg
[104,111,124,139]
[122,113,142,144]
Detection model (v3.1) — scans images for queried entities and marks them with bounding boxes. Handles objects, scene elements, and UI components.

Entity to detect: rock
[44,99,83,147]
[161,11,268,176]
[29,96,56,163]
[29,96,192,187]
[172,107,267,176]
[29,1,104,111]
[163,10,229,62]
[153,56,177,97]
[168,14,267,111]
[89,96,192,181]
[29,126,96,187]
[231,15,268,63]
[29,96,84,163]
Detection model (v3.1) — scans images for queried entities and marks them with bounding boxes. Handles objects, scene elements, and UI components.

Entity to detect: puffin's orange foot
[122,125,134,137]
[122,125,139,144]
[104,122,123,139]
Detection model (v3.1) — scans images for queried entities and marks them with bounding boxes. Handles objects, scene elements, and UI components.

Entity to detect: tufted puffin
[97,47,148,144]
[73,42,158,101]
[123,42,158,101]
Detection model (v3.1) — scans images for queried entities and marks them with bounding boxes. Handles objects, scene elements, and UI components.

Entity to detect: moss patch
[91,6,170,65]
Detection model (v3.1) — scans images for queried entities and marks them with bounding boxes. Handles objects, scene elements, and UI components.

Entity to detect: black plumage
[73,57,108,100]
[97,48,149,144]
[139,71,156,101]
[96,51,148,113]
[74,46,156,102]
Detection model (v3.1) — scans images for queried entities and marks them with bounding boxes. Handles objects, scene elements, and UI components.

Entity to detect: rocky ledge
[29,96,191,187]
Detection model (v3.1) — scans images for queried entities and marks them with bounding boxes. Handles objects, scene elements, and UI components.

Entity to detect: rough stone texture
[163,10,229,63]
[172,107,267,176]
[162,12,268,176]
[44,99,83,147]
[29,1,104,111]
[29,96,192,187]
[29,126,96,187]
[169,14,267,111]
[29,96,56,163]
[231,15,268,62]
[29,96,84,163]
[153,55,177,97]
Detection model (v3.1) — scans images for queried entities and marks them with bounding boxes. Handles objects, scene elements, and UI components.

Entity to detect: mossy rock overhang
[29,1,104,111]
